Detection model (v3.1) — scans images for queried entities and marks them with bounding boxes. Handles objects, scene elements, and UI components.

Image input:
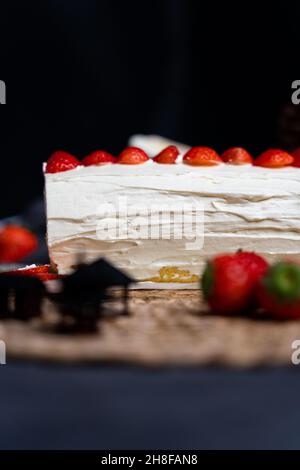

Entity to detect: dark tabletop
[0,362,299,450]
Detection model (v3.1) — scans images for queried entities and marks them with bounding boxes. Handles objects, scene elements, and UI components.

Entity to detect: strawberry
[20,265,49,274]
[46,150,80,173]
[0,225,38,263]
[202,251,268,315]
[82,150,116,166]
[292,148,300,168]
[221,147,253,165]
[118,147,149,164]
[254,149,294,168]
[236,251,269,280]
[2,264,61,281]
[256,262,300,319]
[153,145,180,164]
[183,147,222,166]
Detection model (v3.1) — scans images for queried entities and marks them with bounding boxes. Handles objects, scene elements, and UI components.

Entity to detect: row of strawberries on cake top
[45,146,300,173]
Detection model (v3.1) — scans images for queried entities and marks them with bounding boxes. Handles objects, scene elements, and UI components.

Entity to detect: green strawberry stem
[264,262,300,302]
[202,262,214,299]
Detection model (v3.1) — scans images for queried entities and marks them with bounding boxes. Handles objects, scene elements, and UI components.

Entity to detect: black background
[0,1,298,216]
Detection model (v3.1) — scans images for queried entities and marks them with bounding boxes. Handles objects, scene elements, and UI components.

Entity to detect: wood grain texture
[0,289,299,367]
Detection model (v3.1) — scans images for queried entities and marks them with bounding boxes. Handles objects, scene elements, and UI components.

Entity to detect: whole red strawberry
[202,251,268,314]
[256,262,300,319]
[0,225,38,263]
[46,150,80,173]
[153,146,180,164]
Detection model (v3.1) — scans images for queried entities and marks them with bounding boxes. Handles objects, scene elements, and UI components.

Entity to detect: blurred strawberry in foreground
[82,150,116,166]
[292,148,300,167]
[254,149,294,168]
[256,262,300,319]
[183,147,222,166]
[153,145,180,164]
[202,251,268,315]
[46,151,80,173]
[118,147,149,164]
[0,225,38,263]
[221,147,253,165]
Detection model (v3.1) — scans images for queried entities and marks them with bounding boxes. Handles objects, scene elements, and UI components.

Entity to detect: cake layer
[44,161,300,279]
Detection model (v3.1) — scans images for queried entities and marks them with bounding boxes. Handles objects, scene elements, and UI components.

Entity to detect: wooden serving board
[0,289,299,367]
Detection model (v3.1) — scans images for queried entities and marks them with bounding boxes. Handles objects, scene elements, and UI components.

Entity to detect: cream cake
[44,147,300,283]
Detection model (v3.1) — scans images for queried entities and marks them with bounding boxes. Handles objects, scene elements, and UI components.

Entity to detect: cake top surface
[44,159,300,179]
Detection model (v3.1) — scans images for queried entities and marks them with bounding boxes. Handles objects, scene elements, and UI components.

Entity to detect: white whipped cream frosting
[44,160,300,279]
